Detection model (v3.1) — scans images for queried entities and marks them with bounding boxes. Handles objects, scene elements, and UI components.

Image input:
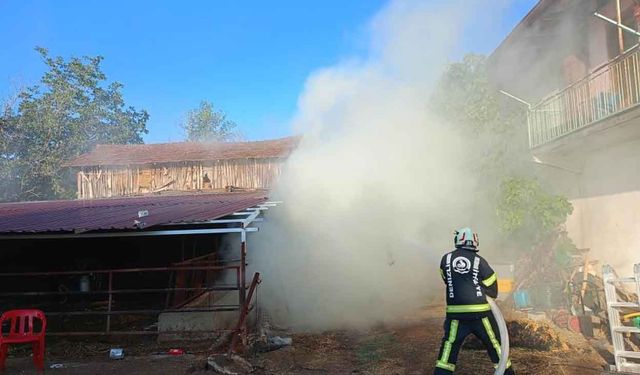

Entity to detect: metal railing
[0,263,243,336]
[528,46,640,148]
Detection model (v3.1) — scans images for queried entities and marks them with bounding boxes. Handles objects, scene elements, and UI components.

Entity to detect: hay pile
[507,319,567,351]
[464,319,567,351]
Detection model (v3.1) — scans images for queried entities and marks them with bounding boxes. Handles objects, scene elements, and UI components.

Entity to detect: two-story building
[490,0,640,273]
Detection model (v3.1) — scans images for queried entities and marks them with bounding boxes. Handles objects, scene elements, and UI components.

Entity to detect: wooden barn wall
[76,158,285,199]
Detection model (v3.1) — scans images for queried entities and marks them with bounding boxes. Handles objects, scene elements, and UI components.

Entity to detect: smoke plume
[251,0,511,330]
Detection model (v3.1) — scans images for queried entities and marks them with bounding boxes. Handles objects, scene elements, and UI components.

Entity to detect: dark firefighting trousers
[434,312,514,374]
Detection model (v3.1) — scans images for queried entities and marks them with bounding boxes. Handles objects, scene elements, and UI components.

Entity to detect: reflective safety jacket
[439,248,498,319]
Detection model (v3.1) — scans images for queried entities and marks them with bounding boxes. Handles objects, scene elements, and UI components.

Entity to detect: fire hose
[488,297,510,375]
[623,312,640,321]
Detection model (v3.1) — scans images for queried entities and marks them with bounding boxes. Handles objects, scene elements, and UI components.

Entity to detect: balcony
[528,46,640,148]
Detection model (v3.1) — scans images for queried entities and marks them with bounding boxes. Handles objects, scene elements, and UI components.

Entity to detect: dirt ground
[250,317,607,375]
[1,310,609,375]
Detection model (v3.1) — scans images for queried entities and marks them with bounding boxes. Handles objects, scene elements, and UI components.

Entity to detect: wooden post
[86,173,93,199]
[580,254,590,299]
[76,172,82,199]
[617,0,624,54]
[635,5,640,45]
[107,171,112,197]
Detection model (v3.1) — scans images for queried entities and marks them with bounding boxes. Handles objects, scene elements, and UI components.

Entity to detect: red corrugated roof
[65,136,300,167]
[0,192,267,234]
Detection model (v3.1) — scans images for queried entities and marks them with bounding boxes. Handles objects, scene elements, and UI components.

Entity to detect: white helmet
[454,227,479,250]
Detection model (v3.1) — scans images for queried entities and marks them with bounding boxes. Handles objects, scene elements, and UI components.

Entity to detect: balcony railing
[528,45,640,148]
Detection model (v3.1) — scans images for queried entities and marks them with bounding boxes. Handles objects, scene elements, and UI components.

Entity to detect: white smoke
[250,0,512,330]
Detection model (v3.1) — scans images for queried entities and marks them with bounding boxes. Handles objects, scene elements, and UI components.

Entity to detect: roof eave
[489,0,555,63]
[65,155,289,168]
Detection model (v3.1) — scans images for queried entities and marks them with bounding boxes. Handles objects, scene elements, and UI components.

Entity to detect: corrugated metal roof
[0,192,267,234]
[65,136,300,167]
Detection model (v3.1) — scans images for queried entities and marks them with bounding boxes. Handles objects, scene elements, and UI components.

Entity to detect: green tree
[181,101,237,142]
[496,177,573,246]
[431,54,529,178]
[432,54,503,133]
[431,54,574,255]
[496,177,578,291]
[0,105,17,201]
[0,47,148,202]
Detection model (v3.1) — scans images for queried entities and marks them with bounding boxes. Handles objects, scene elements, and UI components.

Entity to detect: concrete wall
[587,13,610,69]
[569,136,640,275]
[537,135,640,275]
[567,192,640,275]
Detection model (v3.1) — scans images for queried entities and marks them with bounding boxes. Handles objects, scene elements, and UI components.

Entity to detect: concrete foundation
[158,291,240,341]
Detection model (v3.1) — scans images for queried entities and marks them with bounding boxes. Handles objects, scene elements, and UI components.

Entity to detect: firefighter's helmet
[454,227,479,250]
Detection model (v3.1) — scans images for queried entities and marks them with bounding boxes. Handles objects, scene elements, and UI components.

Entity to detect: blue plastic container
[513,289,531,309]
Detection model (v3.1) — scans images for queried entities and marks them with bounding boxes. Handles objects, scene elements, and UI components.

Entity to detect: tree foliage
[496,177,573,245]
[431,54,503,133]
[0,47,148,202]
[181,101,237,142]
[431,54,529,178]
[431,54,574,253]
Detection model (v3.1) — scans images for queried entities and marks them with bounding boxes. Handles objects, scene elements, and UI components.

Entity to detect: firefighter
[434,227,514,374]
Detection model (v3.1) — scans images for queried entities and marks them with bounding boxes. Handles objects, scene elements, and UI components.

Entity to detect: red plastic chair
[0,309,46,372]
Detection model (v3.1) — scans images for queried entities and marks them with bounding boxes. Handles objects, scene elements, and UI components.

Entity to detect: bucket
[493,262,515,301]
[497,279,514,294]
[513,289,531,309]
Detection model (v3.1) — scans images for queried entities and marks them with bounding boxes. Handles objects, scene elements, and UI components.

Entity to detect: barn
[66,136,299,199]
[0,137,298,345]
